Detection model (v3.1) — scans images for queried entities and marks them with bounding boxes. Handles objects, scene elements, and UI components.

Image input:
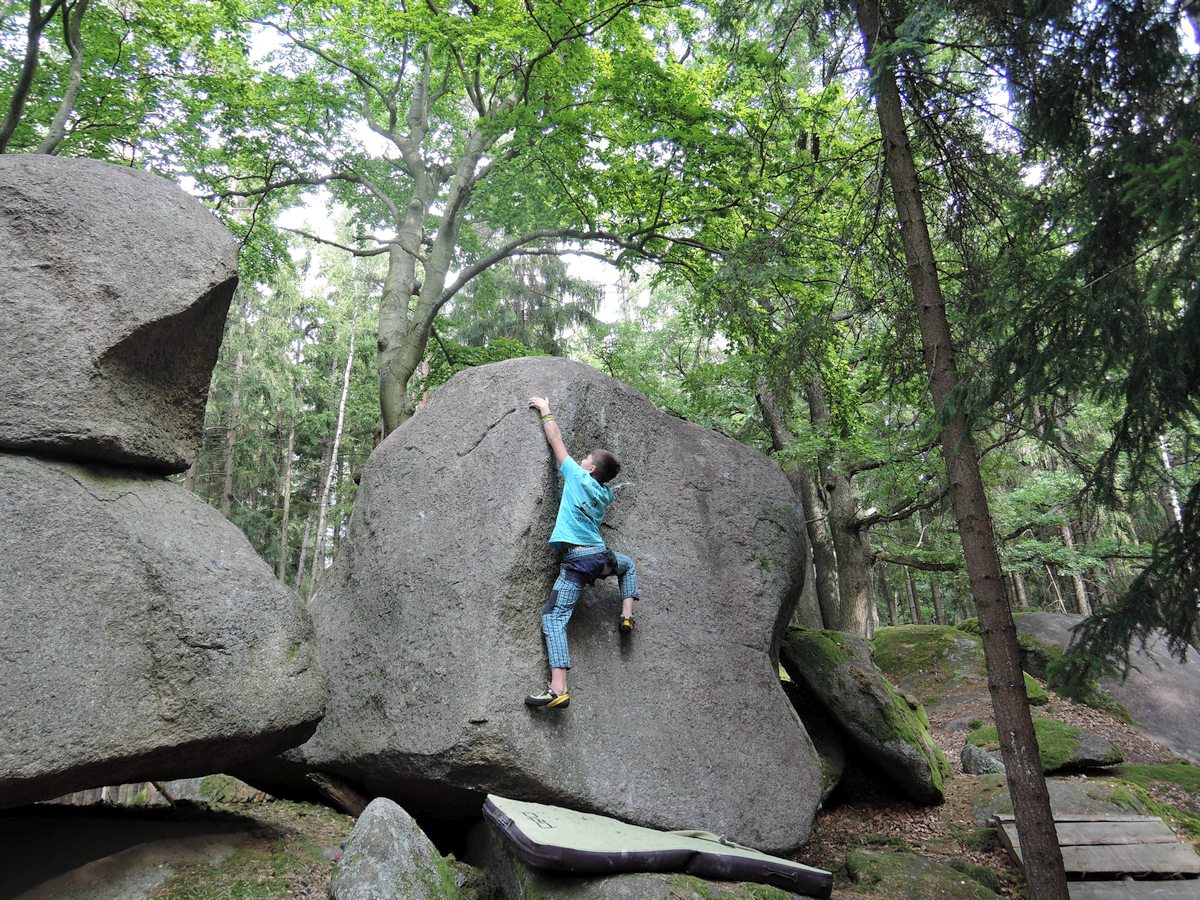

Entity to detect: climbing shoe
[619,615,634,635]
[524,686,570,709]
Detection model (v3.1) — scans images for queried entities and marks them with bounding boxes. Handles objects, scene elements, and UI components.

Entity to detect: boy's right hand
[529,397,550,416]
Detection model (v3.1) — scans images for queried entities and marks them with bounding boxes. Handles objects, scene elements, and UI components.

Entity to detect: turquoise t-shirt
[549,456,614,549]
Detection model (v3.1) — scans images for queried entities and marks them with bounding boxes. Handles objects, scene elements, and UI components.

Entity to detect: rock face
[331,798,459,900]
[781,629,949,804]
[1015,612,1200,764]
[0,454,326,807]
[0,154,238,473]
[290,356,820,852]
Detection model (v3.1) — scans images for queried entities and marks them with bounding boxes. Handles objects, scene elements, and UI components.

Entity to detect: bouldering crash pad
[482,794,833,898]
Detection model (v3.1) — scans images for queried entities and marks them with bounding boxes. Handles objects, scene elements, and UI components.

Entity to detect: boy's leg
[611,550,639,630]
[539,567,581,685]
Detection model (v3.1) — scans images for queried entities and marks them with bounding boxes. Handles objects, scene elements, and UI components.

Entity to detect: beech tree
[205,0,726,434]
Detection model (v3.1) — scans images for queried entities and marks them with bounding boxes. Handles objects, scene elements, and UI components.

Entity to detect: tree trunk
[311,305,359,586]
[756,379,840,628]
[919,507,946,624]
[295,509,314,594]
[1012,571,1030,609]
[1159,434,1184,530]
[904,566,923,624]
[879,566,900,626]
[806,380,876,637]
[183,457,198,494]
[0,0,47,153]
[1060,521,1092,615]
[277,416,295,583]
[35,0,90,155]
[220,350,244,519]
[856,2,1068,894]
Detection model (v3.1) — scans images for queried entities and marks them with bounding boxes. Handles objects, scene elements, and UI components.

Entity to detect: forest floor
[802,686,1196,898]
[8,685,1196,899]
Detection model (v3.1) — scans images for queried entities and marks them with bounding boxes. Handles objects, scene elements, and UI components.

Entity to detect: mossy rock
[1023,672,1049,706]
[870,626,988,709]
[955,618,981,635]
[967,716,1123,773]
[782,628,949,804]
[844,849,995,898]
[1108,763,1200,848]
[968,772,1154,827]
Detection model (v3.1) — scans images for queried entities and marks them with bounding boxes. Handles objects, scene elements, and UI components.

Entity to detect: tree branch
[280,226,392,257]
[874,552,962,572]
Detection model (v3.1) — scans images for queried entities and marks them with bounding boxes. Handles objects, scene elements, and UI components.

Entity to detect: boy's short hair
[589,449,621,484]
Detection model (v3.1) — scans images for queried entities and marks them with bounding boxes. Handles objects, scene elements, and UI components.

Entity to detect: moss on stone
[967,716,1122,772]
[949,859,1002,892]
[845,849,995,898]
[1023,672,1049,705]
[956,618,981,635]
[872,626,974,679]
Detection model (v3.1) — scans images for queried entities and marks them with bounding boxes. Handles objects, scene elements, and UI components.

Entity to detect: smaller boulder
[961,743,1006,776]
[966,717,1123,774]
[781,628,949,804]
[331,798,463,900]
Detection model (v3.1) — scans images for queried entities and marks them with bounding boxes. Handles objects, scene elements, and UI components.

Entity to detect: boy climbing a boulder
[524,396,639,710]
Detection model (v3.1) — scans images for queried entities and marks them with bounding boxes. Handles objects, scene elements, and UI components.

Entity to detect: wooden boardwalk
[993,814,1200,899]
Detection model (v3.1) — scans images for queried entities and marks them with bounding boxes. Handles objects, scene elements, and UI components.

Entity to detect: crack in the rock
[456,405,518,457]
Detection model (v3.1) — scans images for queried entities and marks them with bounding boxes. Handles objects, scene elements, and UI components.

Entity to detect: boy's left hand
[529,397,550,415]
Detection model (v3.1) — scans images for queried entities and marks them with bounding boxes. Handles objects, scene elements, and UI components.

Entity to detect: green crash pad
[483,794,833,898]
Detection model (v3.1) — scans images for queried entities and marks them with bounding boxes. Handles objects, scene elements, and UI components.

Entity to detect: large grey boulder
[331,798,462,900]
[780,628,949,804]
[0,154,238,473]
[1015,612,1200,763]
[281,356,820,852]
[0,453,327,807]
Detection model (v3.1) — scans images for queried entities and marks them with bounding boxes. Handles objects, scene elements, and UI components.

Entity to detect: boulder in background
[0,155,238,473]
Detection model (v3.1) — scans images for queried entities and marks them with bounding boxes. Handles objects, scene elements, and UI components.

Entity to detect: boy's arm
[528,396,568,467]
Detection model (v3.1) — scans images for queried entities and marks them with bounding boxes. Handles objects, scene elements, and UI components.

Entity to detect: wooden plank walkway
[993,814,1200,898]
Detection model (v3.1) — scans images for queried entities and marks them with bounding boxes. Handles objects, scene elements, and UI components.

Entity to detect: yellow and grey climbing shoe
[524,686,570,709]
[619,615,634,636]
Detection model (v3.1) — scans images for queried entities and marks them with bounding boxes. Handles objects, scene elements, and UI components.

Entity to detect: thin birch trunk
[311,306,359,587]
[856,2,1068,892]
[1159,435,1184,530]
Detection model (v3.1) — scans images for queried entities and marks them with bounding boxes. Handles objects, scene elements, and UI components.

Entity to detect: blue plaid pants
[542,545,639,670]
